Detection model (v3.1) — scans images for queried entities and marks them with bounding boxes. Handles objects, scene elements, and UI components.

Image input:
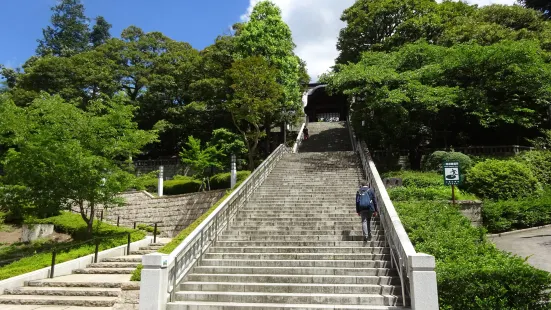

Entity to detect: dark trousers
[360,210,373,237]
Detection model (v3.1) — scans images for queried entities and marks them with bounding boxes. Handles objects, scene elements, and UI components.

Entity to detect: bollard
[127,233,131,255]
[158,166,164,197]
[231,154,237,189]
[153,223,158,244]
[50,250,56,279]
[94,239,100,263]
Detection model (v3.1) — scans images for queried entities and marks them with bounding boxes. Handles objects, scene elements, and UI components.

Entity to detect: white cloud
[242,0,517,82]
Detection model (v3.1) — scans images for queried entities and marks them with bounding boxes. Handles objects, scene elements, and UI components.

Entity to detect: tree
[0,94,158,236]
[179,136,223,190]
[37,0,91,57]
[237,1,305,152]
[208,128,248,167]
[225,56,283,170]
[90,16,112,47]
[519,0,551,19]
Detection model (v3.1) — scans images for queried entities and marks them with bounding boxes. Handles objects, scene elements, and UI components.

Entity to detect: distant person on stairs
[356,180,378,241]
[303,126,309,140]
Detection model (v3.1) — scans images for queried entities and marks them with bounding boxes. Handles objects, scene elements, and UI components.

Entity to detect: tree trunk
[265,122,272,155]
[248,149,255,171]
[86,203,95,239]
[408,147,423,171]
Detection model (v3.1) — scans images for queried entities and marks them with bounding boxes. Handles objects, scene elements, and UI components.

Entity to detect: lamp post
[230,155,237,189]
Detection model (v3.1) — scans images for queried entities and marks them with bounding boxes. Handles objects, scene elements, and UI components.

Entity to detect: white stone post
[230,154,237,189]
[158,166,164,197]
[408,253,439,310]
[139,253,169,310]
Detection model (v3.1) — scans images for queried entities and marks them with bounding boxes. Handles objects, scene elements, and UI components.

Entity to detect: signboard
[443,162,461,186]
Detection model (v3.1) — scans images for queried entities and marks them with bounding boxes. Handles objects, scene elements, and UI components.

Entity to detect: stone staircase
[167,151,405,309]
[301,121,352,152]
[0,239,169,308]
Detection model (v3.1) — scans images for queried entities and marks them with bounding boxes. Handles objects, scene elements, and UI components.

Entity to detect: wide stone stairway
[0,239,169,308]
[301,121,352,152]
[168,122,405,310]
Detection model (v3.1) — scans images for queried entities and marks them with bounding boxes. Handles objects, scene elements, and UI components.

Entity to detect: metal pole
[100,210,103,222]
[153,223,158,244]
[94,239,100,263]
[452,185,456,206]
[117,216,120,227]
[50,250,56,278]
[133,222,136,229]
[127,233,131,255]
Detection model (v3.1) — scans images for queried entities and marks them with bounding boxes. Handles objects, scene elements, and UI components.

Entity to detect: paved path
[489,226,551,273]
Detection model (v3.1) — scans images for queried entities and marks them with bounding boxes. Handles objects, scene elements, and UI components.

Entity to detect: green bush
[389,186,477,201]
[0,212,145,280]
[465,159,540,201]
[383,170,442,188]
[209,171,251,190]
[423,151,473,173]
[516,150,551,186]
[396,201,551,309]
[483,191,551,233]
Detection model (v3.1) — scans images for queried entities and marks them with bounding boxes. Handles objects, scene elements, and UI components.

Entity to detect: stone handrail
[139,144,289,310]
[292,122,306,153]
[347,116,438,309]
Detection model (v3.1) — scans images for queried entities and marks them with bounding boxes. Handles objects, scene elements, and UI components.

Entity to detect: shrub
[396,201,551,309]
[465,159,540,201]
[0,212,145,280]
[383,170,442,188]
[483,192,551,233]
[161,177,202,195]
[516,150,551,186]
[209,171,251,190]
[423,151,473,173]
[389,186,477,201]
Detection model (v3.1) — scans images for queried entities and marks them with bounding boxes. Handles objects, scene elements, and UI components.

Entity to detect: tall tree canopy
[36,0,91,57]
[519,0,551,19]
[90,16,112,47]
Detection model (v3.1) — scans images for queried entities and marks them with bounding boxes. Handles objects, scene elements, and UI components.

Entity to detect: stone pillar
[408,253,439,310]
[158,166,164,197]
[139,253,169,310]
[230,154,237,189]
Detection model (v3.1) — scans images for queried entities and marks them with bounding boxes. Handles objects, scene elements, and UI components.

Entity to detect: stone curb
[487,224,551,238]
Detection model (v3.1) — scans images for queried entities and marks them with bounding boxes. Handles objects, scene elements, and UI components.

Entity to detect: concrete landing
[490,226,551,273]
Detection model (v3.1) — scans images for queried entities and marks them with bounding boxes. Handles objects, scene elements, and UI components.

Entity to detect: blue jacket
[356,186,378,213]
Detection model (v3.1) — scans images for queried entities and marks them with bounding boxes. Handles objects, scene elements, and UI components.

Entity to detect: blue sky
[0,0,250,69]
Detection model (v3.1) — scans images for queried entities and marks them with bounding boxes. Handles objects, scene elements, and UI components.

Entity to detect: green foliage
[384,170,443,188]
[465,159,540,200]
[163,178,202,196]
[519,0,551,19]
[483,191,551,233]
[208,128,247,167]
[0,94,157,233]
[389,186,477,201]
[90,16,112,47]
[422,151,473,173]
[396,201,551,309]
[516,150,551,186]
[0,212,145,280]
[180,136,223,180]
[209,171,251,190]
[130,264,143,281]
[130,171,159,191]
[226,56,283,170]
[136,223,161,234]
[527,129,551,150]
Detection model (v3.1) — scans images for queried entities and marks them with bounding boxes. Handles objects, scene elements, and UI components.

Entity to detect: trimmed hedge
[423,151,473,173]
[483,192,551,233]
[389,186,477,201]
[0,212,145,280]
[383,170,442,188]
[465,159,540,201]
[516,150,551,186]
[396,201,551,309]
[209,171,251,190]
[131,179,246,281]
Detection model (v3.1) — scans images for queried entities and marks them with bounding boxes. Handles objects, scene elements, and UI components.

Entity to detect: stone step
[28,274,132,288]
[88,262,141,268]
[223,230,383,236]
[73,268,135,274]
[139,246,163,251]
[237,212,361,217]
[131,250,158,255]
[0,295,118,307]
[208,247,389,254]
[174,291,400,306]
[180,282,401,295]
[101,255,142,263]
[4,287,121,297]
[203,253,391,261]
[199,259,391,268]
[191,266,396,277]
[243,204,362,208]
[233,218,376,223]
[213,241,386,248]
[185,274,400,285]
[217,235,384,242]
[230,225,381,231]
[167,300,405,310]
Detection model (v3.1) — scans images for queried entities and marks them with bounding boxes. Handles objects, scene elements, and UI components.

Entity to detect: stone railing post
[408,253,439,309]
[230,154,237,189]
[139,253,169,310]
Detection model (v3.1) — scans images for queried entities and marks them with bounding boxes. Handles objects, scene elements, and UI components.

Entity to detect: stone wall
[455,200,483,227]
[102,190,226,237]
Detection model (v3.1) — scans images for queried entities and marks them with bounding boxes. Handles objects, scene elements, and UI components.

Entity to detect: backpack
[358,188,375,211]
